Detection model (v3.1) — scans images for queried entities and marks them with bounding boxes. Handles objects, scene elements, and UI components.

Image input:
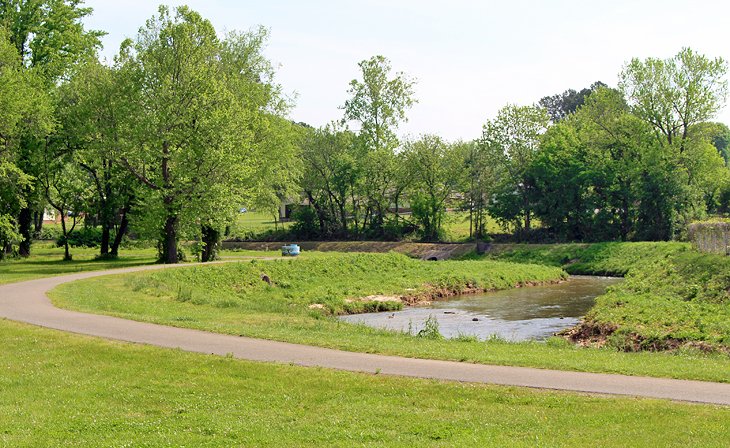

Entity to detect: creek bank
[339,276,620,342]
[311,278,569,316]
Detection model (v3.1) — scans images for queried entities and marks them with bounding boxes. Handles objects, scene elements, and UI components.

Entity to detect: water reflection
[338,276,622,342]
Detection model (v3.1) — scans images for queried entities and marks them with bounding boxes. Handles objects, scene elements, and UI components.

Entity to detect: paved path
[1,263,729,405]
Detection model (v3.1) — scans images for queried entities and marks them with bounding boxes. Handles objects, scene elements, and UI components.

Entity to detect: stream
[339,276,622,342]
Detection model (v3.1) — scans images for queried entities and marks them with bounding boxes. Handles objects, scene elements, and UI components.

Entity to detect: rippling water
[338,276,623,342]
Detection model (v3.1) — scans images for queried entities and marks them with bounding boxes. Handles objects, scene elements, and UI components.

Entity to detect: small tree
[342,55,416,234]
[480,104,549,238]
[404,135,462,241]
[41,154,93,261]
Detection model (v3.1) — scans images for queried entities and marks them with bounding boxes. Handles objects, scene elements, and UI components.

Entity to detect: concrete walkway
[1,263,729,405]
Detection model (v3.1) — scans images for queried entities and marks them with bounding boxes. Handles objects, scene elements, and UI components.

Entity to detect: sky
[82,0,730,141]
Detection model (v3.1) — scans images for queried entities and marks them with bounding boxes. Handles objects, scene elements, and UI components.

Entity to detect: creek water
[339,276,623,342]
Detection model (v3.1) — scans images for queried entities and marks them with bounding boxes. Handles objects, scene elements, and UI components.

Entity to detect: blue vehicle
[281,244,300,256]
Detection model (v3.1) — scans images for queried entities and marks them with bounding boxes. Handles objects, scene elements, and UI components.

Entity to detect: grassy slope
[50,251,730,382]
[1,319,728,447]
[478,241,689,276]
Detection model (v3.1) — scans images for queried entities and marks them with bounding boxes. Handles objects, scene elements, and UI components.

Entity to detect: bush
[57,227,103,248]
[291,206,318,239]
[35,226,62,241]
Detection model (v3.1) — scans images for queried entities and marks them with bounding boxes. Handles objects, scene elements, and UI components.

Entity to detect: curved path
[1,263,729,405]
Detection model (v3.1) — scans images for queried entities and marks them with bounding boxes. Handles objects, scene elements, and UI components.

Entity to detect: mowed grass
[0,319,728,447]
[50,252,730,382]
[0,242,282,285]
[440,211,505,242]
[0,243,158,285]
[231,210,292,235]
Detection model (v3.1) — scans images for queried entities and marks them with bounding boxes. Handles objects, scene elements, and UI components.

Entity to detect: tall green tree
[118,6,294,263]
[404,135,462,241]
[55,60,136,257]
[0,26,50,255]
[539,81,607,122]
[620,48,729,233]
[342,55,416,233]
[620,48,728,151]
[0,0,102,256]
[299,124,358,238]
[480,104,549,237]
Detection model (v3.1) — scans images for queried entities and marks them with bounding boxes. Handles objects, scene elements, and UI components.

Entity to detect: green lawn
[49,251,730,382]
[441,211,499,242]
[0,243,158,285]
[229,210,292,238]
[0,319,727,447]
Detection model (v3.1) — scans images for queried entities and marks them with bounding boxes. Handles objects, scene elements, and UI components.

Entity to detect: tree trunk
[201,225,220,262]
[100,225,110,256]
[18,207,32,257]
[110,206,130,257]
[33,211,43,234]
[60,213,71,261]
[160,214,178,264]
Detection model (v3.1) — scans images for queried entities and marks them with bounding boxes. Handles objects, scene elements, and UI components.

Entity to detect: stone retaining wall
[688,222,730,255]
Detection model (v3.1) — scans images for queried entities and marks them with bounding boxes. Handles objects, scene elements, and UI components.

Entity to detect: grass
[441,211,505,242]
[0,243,158,285]
[586,250,730,349]
[55,251,565,315]
[229,210,292,238]
[50,251,730,382]
[476,241,689,276]
[0,242,286,285]
[1,319,728,447]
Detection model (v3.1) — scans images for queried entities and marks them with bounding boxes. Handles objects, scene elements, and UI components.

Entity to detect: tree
[455,140,495,240]
[480,104,549,237]
[343,55,416,153]
[691,122,730,165]
[620,48,728,234]
[55,60,136,258]
[0,0,102,256]
[0,26,49,255]
[620,48,728,151]
[118,6,294,263]
[539,81,607,122]
[342,55,416,233]
[404,135,462,241]
[40,151,93,261]
[299,124,358,238]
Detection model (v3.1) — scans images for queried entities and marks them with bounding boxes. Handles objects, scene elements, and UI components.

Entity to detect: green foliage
[539,81,607,122]
[620,48,728,150]
[404,135,464,241]
[343,55,416,153]
[480,104,550,236]
[56,226,103,248]
[417,315,443,340]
